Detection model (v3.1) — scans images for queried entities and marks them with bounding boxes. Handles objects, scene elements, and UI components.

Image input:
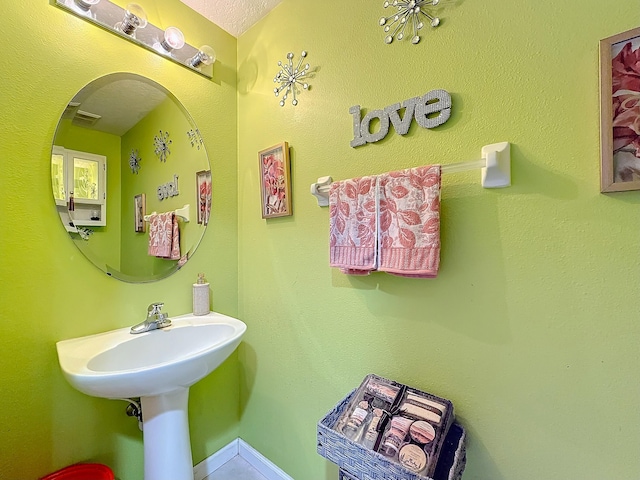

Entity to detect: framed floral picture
[258,142,292,218]
[600,27,640,192]
[196,170,212,225]
[134,193,146,233]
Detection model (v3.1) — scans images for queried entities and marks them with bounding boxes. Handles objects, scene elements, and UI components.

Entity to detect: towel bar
[310,142,511,206]
[143,204,190,223]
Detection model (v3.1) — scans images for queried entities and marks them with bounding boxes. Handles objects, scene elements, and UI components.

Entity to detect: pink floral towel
[378,165,441,278]
[148,212,181,260]
[329,176,378,275]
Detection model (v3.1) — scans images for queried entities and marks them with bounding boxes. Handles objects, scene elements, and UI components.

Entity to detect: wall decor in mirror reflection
[600,27,640,192]
[53,0,216,79]
[129,148,142,174]
[51,73,210,282]
[134,193,146,233]
[157,174,180,200]
[188,129,204,150]
[154,130,172,162]
[196,170,212,225]
[259,142,292,219]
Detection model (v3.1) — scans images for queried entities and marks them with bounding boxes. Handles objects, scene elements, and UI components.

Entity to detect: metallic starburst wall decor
[273,51,312,107]
[154,130,172,162]
[380,0,441,45]
[187,129,204,150]
[129,149,141,173]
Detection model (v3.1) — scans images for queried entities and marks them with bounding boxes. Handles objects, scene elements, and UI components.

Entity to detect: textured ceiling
[179,0,284,37]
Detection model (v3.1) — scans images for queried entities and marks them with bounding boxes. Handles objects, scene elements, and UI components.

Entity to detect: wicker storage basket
[318,386,466,480]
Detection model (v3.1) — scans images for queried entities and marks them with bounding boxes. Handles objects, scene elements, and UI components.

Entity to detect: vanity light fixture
[115,3,148,37]
[189,45,216,69]
[53,0,214,78]
[160,27,185,52]
[72,0,100,13]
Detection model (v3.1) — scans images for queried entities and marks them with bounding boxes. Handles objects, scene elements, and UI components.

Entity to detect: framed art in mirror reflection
[135,193,146,233]
[196,170,212,225]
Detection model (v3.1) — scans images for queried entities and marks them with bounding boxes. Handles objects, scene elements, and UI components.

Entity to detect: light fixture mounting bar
[53,0,213,79]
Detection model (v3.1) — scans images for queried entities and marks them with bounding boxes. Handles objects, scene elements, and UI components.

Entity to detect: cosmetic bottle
[379,416,413,458]
[193,273,210,315]
[341,400,370,441]
[68,192,75,212]
[361,408,384,449]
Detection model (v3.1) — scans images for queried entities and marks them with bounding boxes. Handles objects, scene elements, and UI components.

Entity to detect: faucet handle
[148,302,164,315]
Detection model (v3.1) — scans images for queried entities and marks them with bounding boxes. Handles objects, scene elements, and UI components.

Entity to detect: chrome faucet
[130,302,172,334]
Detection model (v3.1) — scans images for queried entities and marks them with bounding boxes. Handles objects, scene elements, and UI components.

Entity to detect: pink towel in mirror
[148,212,181,260]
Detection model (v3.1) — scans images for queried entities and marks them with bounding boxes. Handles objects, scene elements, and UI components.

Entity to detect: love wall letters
[349,89,452,147]
[157,174,180,201]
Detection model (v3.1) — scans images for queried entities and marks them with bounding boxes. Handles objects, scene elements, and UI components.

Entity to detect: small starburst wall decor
[154,130,172,162]
[187,129,204,150]
[380,0,441,45]
[129,149,141,174]
[273,51,312,107]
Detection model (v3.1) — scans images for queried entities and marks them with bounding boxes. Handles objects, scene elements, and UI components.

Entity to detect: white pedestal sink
[56,312,246,480]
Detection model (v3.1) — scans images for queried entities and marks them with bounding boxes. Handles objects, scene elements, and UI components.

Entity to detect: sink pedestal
[56,313,247,480]
[141,388,193,480]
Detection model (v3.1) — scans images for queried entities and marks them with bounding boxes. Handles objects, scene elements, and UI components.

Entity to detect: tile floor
[204,455,268,480]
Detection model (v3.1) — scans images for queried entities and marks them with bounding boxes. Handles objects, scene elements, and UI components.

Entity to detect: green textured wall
[0,1,238,479]
[2,0,640,479]
[237,1,640,479]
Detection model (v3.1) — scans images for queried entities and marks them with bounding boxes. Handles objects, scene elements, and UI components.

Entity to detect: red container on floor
[41,463,114,480]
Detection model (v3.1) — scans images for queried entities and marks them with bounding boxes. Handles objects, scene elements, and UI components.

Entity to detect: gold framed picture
[258,142,292,218]
[600,27,640,192]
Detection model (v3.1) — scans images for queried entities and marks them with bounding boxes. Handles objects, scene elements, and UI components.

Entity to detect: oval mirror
[52,73,211,282]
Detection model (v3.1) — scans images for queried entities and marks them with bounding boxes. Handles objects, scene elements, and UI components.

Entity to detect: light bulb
[116,3,148,37]
[161,27,185,52]
[73,0,100,12]
[189,45,216,68]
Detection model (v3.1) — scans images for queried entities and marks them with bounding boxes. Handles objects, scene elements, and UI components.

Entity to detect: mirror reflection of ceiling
[64,78,168,136]
[179,0,284,37]
[53,73,210,283]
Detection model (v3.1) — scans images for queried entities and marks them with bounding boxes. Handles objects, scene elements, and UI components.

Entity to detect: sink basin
[56,312,246,480]
[57,312,246,399]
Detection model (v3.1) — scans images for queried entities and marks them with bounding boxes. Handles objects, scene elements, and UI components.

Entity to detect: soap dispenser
[193,273,210,316]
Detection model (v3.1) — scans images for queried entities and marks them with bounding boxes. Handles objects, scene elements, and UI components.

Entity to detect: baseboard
[193,439,238,480]
[193,438,293,480]
[237,438,293,480]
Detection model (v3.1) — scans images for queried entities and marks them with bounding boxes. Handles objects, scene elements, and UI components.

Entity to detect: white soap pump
[193,273,210,316]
